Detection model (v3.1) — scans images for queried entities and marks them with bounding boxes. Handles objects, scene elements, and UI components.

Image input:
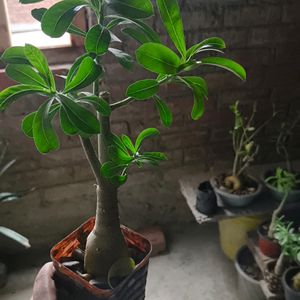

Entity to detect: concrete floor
[0,223,239,300]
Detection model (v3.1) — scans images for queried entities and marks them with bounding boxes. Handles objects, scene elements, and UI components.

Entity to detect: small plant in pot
[264,217,300,295]
[258,168,300,258]
[264,113,300,203]
[0,0,246,298]
[211,101,276,208]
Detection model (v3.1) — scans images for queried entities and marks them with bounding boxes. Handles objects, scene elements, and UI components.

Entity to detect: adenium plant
[0,0,246,277]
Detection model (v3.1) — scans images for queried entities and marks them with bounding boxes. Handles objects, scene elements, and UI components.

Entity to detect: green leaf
[153,95,173,127]
[108,257,135,288]
[60,94,100,134]
[178,76,206,120]
[180,76,208,99]
[106,0,153,19]
[41,0,87,38]
[20,0,43,3]
[186,37,226,59]
[191,91,204,120]
[64,57,102,92]
[126,79,159,100]
[122,27,150,44]
[0,85,49,111]
[106,15,161,43]
[136,151,167,165]
[21,103,60,138]
[59,106,79,135]
[85,24,111,55]
[65,53,91,86]
[0,227,30,249]
[24,44,56,91]
[33,100,60,153]
[107,134,129,156]
[109,48,134,70]
[121,135,136,154]
[1,47,29,65]
[32,8,86,37]
[135,128,160,151]
[156,0,186,58]
[101,161,128,178]
[136,43,181,74]
[78,95,112,116]
[108,145,133,163]
[6,64,49,88]
[200,57,246,81]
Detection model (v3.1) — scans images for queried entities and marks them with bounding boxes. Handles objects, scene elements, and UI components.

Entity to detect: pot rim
[210,174,263,199]
[234,245,262,285]
[283,267,300,295]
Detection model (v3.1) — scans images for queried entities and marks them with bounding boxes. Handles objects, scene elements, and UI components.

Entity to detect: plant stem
[274,252,286,276]
[268,192,289,239]
[79,137,101,185]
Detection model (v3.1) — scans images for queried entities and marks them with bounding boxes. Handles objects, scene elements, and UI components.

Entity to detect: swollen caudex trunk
[84,183,128,277]
[224,175,241,191]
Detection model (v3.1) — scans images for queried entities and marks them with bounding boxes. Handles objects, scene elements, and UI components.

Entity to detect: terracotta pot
[257,222,281,259]
[283,267,300,300]
[51,217,152,300]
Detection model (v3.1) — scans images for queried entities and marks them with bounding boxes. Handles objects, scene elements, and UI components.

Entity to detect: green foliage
[0,0,247,187]
[126,79,159,100]
[106,0,154,19]
[136,43,181,74]
[85,24,111,55]
[157,0,186,57]
[266,168,299,194]
[274,217,300,263]
[41,0,87,38]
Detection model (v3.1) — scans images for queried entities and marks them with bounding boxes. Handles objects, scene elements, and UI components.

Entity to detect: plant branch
[79,137,101,185]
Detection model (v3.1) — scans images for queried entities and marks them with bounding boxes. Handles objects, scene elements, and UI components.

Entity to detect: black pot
[196,181,217,215]
[283,267,300,300]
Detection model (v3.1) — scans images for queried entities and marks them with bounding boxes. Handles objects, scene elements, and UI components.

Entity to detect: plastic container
[51,217,152,300]
[219,215,267,260]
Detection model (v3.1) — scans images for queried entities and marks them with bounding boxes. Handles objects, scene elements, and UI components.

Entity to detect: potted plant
[264,217,300,295]
[258,168,300,258]
[263,113,300,203]
[283,267,300,300]
[0,0,246,298]
[234,245,265,300]
[211,101,275,208]
[0,139,31,288]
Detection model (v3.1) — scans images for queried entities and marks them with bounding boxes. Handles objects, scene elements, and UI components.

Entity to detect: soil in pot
[51,218,152,300]
[211,173,262,208]
[283,267,300,300]
[265,261,284,295]
[257,222,281,259]
[235,246,265,300]
[215,173,258,195]
[196,181,218,215]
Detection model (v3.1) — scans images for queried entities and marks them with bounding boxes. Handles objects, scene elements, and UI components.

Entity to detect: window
[6,0,72,48]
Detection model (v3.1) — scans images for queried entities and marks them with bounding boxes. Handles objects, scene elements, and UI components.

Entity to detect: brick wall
[1,0,300,249]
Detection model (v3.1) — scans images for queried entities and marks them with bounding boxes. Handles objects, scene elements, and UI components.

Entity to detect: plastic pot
[234,245,265,300]
[210,175,263,208]
[257,222,281,259]
[219,214,268,260]
[51,217,152,300]
[283,267,300,300]
[263,170,300,203]
[196,181,217,215]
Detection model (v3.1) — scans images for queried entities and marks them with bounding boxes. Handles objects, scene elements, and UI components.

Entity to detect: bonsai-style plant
[211,101,275,207]
[0,0,246,294]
